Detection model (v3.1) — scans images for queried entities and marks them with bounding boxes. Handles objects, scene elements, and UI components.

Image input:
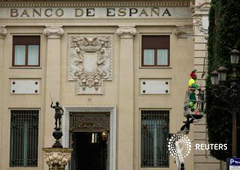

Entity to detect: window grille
[141,110,169,167]
[10,110,39,167]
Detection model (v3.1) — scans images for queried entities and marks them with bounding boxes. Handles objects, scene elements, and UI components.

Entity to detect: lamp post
[210,49,240,157]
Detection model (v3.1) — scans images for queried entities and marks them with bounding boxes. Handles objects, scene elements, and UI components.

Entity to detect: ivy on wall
[206,0,240,161]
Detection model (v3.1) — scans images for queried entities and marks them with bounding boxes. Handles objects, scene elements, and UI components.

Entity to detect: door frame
[62,106,116,170]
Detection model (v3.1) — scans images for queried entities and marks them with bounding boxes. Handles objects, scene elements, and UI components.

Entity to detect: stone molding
[0,26,7,39]
[116,26,137,39]
[194,1,210,11]
[0,1,190,7]
[42,148,72,169]
[44,26,64,39]
[69,35,113,94]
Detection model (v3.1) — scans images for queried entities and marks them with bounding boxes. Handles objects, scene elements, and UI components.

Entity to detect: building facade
[0,0,222,170]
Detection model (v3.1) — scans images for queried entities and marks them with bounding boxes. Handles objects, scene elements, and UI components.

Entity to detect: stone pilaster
[43,26,64,150]
[192,1,222,170]
[116,26,136,170]
[0,25,7,168]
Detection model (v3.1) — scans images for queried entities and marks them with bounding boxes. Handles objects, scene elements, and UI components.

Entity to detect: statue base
[52,128,63,148]
[42,148,73,170]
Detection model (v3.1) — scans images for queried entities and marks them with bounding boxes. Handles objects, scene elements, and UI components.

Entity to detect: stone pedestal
[42,148,73,170]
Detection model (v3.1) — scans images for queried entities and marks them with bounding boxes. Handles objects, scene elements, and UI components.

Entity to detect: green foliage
[206,0,240,161]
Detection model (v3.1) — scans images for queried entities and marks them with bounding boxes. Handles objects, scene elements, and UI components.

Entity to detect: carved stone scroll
[0,26,7,39]
[116,26,137,39]
[44,26,64,39]
[69,35,113,94]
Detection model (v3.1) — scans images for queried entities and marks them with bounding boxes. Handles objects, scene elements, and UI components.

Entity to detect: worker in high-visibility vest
[188,69,201,111]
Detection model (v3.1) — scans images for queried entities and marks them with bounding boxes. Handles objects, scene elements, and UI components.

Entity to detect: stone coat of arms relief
[69,35,113,94]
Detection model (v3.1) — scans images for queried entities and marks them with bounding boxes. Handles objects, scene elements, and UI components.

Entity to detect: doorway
[69,112,110,170]
[71,132,108,170]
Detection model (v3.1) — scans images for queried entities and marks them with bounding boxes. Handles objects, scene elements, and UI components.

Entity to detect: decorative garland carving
[193,15,208,39]
[69,35,113,94]
[193,1,210,40]
[0,26,7,39]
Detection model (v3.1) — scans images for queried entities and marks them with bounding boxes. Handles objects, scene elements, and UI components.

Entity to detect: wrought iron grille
[10,110,39,167]
[141,110,169,167]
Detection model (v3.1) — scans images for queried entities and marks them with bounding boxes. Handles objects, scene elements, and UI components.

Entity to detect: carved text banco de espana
[9,7,172,18]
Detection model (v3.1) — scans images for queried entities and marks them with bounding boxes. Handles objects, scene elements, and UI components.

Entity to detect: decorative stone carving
[174,25,193,39]
[174,26,187,38]
[193,1,210,40]
[116,26,137,38]
[0,26,7,39]
[71,113,109,131]
[42,148,73,170]
[196,1,211,11]
[193,15,209,39]
[44,26,64,39]
[69,35,113,94]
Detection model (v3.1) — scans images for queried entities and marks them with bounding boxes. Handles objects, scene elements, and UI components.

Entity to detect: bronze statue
[51,101,64,129]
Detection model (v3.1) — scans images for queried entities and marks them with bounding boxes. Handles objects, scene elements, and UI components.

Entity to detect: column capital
[44,26,64,39]
[116,26,137,39]
[0,26,7,39]
[42,148,72,169]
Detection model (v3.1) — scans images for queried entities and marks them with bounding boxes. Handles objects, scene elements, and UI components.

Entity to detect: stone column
[0,25,7,169]
[43,26,64,148]
[116,26,136,170]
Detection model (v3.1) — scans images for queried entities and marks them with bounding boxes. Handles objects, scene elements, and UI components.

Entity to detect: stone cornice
[0,26,7,39]
[44,26,64,39]
[116,26,137,39]
[0,1,190,7]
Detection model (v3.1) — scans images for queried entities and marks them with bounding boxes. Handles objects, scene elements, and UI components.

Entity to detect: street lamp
[230,49,240,65]
[217,66,227,83]
[210,49,239,157]
[210,70,219,86]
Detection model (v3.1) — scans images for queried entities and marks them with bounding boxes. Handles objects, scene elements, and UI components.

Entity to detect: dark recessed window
[10,110,39,167]
[141,110,169,167]
[142,35,170,67]
[13,36,40,67]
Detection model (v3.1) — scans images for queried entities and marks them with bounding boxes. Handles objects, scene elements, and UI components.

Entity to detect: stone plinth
[42,148,73,170]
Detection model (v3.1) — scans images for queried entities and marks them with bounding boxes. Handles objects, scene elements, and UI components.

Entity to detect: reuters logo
[168,134,191,158]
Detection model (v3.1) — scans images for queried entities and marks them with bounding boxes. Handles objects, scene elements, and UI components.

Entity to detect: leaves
[206,0,240,161]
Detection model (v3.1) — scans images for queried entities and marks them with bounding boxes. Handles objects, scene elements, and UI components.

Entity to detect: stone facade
[0,0,221,170]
